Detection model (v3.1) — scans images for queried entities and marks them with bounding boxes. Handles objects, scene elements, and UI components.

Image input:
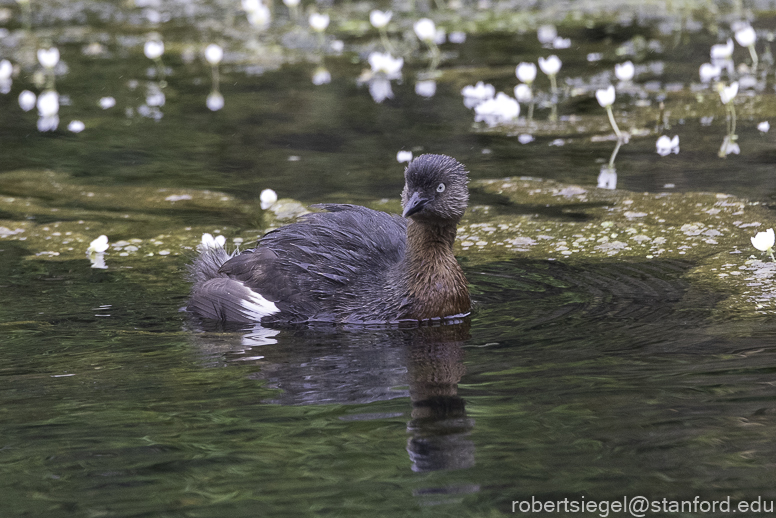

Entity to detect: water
[3,1,776,516]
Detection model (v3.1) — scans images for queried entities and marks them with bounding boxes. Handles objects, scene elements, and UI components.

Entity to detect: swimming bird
[187,154,470,324]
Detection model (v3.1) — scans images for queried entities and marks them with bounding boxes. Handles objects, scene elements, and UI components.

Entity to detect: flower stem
[605,105,623,140]
[608,138,622,169]
[748,44,759,70]
[549,74,557,95]
[427,41,441,72]
[379,28,394,54]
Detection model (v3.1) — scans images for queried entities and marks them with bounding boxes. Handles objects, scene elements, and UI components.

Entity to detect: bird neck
[403,219,470,320]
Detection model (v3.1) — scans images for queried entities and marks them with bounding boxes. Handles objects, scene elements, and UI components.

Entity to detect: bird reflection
[405,323,474,472]
[187,318,474,473]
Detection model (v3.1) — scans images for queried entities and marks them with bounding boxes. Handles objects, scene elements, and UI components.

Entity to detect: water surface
[2,1,776,516]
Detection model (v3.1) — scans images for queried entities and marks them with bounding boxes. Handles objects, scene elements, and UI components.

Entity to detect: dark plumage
[187,154,470,324]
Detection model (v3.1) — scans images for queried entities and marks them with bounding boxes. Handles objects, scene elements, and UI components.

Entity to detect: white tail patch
[240,289,280,320]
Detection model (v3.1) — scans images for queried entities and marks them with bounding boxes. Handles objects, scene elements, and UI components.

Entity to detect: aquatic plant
[595,85,622,140]
[370,10,394,53]
[656,135,680,156]
[614,61,634,82]
[260,189,278,210]
[461,81,494,109]
[205,44,224,111]
[699,63,722,83]
[538,55,561,94]
[396,150,413,163]
[734,23,758,69]
[87,235,109,268]
[414,18,441,72]
[474,92,519,127]
[67,120,85,133]
[751,229,775,261]
[18,90,35,112]
[200,233,226,250]
[36,89,59,132]
[717,81,738,158]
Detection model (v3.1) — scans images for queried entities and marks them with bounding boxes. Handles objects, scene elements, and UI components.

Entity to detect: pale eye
[436,183,446,193]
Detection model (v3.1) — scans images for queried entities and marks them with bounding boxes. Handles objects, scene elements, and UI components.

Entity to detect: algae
[3,168,775,320]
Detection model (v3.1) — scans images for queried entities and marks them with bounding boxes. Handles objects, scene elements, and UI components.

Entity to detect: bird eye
[436,183,445,193]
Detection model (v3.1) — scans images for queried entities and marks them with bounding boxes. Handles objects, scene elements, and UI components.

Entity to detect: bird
[187,154,470,325]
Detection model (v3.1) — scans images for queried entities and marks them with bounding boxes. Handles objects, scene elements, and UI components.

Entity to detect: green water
[3,1,776,516]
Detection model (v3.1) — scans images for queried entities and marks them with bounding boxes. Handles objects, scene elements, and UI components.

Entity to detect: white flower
[699,62,721,83]
[515,62,537,84]
[205,44,223,65]
[597,166,617,190]
[18,90,36,111]
[247,4,271,29]
[37,115,59,132]
[656,135,680,156]
[146,84,165,107]
[368,76,393,103]
[461,81,495,100]
[242,0,261,11]
[37,47,60,69]
[758,121,770,132]
[87,235,109,255]
[719,136,740,156]
[614,61,635,81]
[517,134,534,144]
[369,10,391,29]
[67,120,85,133]
[144,40,164,60]
[413,18,436,42]
[201,233,226,249]
[735,25,756,47]
[415,80,436,98]
[206,91,224,111]
[37,90,59,117]
[283,0,300,6]
[751,228,775,251]
[719,82,738,105]
[462,81,495,109]
[538,55,561,76]
[0,59,12,80]
[309,12,329,32]
[99,96,116,109]
[474,92,520,127]
[710,39,734,60]
[552,37,571,49]
[368,52,403,77]
[537,24,557,45]
[595,85,615,108]
[312,67,331,86]
[514,83,532,103]
[396,150,413,163]
[260,189,278,210]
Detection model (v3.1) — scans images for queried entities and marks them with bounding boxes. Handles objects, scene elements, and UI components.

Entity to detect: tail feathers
[187,246,235,284]
[188,278,279,323]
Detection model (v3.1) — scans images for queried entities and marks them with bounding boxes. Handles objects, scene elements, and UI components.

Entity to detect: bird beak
[402,191,428,218]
